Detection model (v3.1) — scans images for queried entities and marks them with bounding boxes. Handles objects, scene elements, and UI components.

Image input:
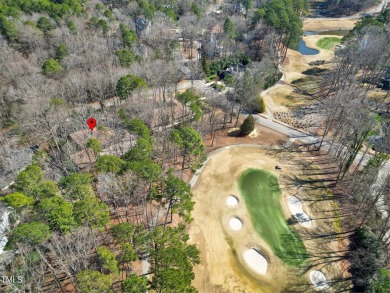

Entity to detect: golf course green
[239,169,307,266]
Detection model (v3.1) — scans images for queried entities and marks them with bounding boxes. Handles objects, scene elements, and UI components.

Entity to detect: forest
[0,0,389,292]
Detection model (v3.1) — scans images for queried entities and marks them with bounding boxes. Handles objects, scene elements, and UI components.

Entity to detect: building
[69,127,136,169]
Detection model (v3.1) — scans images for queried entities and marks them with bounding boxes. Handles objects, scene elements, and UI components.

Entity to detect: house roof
[69,148,97,168]
[69,127,115,148]
[100,135,137,157]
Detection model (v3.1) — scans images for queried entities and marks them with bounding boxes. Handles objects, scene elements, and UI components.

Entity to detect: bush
[240,115,255,136]
[2,192,34,208]
[42,59,63,76]
[115,50,135,67]
[210,83,225,92]
[0,15,18,41]
[251,96,266,113]
[37,17,54,33]
[223,73,234,86]
[55,44,69,61]
[67,20,77,34]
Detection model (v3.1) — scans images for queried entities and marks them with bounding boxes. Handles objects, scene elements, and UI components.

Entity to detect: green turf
[316,37,341,49]
[239,169,307,266]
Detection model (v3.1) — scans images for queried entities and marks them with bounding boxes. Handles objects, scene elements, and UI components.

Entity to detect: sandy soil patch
[287,196,312,228]
[243,248,268,275]
[310,270,328,290]
[303,18,357,32]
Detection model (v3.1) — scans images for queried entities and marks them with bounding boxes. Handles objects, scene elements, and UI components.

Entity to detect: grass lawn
[316,37,341,49]
[239,169,307,266]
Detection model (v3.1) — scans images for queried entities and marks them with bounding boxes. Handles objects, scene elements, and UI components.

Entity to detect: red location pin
[87,117,96,131]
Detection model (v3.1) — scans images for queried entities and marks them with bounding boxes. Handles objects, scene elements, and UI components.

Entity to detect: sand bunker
[243,248,268,275]
[226,195,239,207]
[229,217,243,231]
[310,270,328,289]
[287,196,312,227]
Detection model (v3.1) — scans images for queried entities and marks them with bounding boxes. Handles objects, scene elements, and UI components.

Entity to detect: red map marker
[87,117,96,131]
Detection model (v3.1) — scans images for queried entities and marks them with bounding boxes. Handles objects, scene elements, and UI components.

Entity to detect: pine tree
[240,115,255,136]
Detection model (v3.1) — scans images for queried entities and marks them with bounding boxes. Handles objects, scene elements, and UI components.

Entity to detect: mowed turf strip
[239,169,307,266]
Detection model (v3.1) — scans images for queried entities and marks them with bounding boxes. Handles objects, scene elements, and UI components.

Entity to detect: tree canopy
[171,126,206,171]
[37,195,76,233]
[73,196,110,228]
[9,222,51,246]
[76,270,113,293]
[1,192,34,208]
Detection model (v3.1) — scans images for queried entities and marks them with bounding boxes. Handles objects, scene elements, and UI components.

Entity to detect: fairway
[239,169,307,266]
[316,37,341,49]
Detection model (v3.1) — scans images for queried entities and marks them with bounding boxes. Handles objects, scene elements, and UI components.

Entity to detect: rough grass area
[316,37,341,49]
[239,169,307,266]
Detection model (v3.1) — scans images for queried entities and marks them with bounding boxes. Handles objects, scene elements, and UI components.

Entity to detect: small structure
[275,165,282,170]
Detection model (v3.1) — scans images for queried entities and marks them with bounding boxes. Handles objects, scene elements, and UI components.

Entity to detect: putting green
[239,169,307,266]
[316,37,341,49]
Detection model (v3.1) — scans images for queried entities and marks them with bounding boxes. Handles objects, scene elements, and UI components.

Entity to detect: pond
[296,30,349,55]
[297,40,320,55]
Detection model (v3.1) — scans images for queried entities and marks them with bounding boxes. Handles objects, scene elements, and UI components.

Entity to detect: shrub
[240,115,255,136]
[223,73,235,86]
[252,96,266,113]
[37,17,54,33]
[259,97,266,113]
[55,44,69,61]
[115,50,135,67]
[2,192,34,208]
[67,20,77,34]
[42,59,63,76]
[0,15,18,41]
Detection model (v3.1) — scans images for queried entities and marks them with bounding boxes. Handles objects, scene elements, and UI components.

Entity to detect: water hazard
[296,30,349,55]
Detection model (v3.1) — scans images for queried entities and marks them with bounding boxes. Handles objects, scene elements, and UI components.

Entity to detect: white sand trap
[287,196,312,227]
[243,248,268,275]
[310,270,328,289]
[226,195,239,207]
[229,217,243,231]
